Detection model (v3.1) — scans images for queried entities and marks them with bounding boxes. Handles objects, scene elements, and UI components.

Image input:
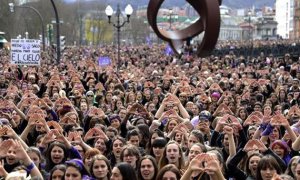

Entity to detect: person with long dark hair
[111,162,137,180]
[64,159,90,180]
[138,155,158,180]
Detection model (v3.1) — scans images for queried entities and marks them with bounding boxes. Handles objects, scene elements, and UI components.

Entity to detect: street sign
[60,36,66,52]
[10,39,41,66]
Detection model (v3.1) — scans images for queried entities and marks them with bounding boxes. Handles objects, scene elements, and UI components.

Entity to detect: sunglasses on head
[1,109,11,113]
[199,118,209,122]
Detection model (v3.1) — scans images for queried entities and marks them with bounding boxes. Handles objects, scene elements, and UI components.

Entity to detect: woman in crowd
[120,145,141,171]
[285,155,300,179]
[65,159,90,180]
[90,155,112,180]
[138,155,158,180]
[157,164,181,180]
[111,162,137,180]
[146,129,165,154]
[256,155,283,180]
[108,137,127,168]
[49,164,66,180]
[158,141,185,171]
[149,137,167,163]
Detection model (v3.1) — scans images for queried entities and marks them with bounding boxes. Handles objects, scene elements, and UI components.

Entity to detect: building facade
[255,16,278,40]
[293,0,300,38]
[276,0,293,38]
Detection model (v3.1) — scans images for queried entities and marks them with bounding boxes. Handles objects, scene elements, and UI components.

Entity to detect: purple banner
[98,56,111,67]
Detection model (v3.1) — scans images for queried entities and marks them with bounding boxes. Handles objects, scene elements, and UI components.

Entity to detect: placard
[10,39,40,66]
[98,56,111,67]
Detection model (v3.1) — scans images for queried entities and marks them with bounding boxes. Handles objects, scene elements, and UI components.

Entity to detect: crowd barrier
[211,44,300,58]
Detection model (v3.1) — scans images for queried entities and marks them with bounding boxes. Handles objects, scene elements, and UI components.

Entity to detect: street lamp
[248,10,253,57]
[9,3,45,51]
[105,4,133,71]
[248,10,252,40]
[50,0,61,64]
[168,9,178,30]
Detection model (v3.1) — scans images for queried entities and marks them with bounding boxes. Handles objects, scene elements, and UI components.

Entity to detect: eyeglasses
[87,95,93,97]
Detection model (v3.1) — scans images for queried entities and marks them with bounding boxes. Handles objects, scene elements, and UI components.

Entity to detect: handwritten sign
[98,56,111,67]
[10,39,40,66]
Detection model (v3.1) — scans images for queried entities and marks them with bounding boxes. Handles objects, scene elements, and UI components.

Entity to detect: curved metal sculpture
[147,0,222,57]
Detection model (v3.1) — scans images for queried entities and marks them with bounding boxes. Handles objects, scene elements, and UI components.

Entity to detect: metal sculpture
[147,0,222,57]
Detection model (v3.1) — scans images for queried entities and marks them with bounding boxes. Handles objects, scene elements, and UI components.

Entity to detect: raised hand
[223,125,234,136]
[52,129,66,144]
[27,114,38,127]
[270,114,289,127]
[11,140,28,161]
[256,139,268,152]
[189,154,205,172]
[5,125,17,138]
[47,121,63,133]
[204,155,222,175]
[41,131,56,145]
[271,173,282,180]
[0,140,14,158]
[136,104,150,117]
[162,93,172,105]
[67,131,76,142]
[128,103,140,114]
[0,111,12,120]
[0,159,8,177]
[28,113,45,125]
[280,116,290,128]
[243,115,262,127]
[163,109,176,118]
[0,126,8,137]
[163,93,180,106]
[94,127,109,141]
[243,139,259,152]
[243,139,267,152]
[218,114,242,132]
[88,107,105,119]
[84,128,100,141]
[73,131,83,145]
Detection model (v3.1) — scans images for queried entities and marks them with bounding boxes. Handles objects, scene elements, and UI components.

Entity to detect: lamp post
[9,3,45,51]
[50,0,60,64]
[167,9,178,30]
[248,10,252,41]
[248,10,253,57]
[105,4,133,71]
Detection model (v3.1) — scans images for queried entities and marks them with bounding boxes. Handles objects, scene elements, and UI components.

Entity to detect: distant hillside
[222,0,274,8]
[63,0,275,10]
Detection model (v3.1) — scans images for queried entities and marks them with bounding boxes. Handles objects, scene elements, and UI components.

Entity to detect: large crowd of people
[0,40,299,180]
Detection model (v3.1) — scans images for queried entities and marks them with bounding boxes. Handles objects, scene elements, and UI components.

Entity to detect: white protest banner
[10,39,41,66]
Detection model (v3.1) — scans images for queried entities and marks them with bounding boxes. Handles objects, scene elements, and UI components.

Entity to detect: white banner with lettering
[10,39,40,66]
